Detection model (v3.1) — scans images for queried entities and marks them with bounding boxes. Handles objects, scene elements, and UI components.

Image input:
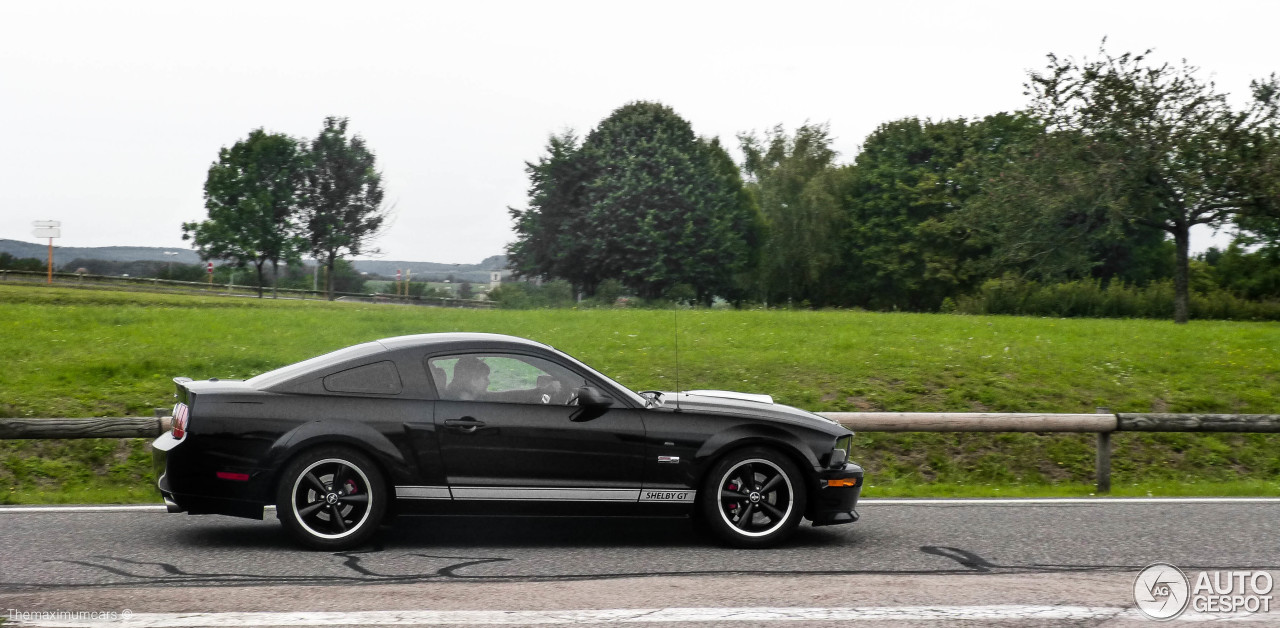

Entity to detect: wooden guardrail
[0,269,497,309]
[0,416,171,439]
[2,411,1278,493]
[815,411,1280,493]
[816,412,1118,432]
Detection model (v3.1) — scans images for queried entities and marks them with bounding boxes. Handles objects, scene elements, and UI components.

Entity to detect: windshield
[544,346,649,408]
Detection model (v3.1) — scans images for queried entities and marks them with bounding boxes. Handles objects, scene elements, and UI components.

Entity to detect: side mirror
[570,386,614,422]
[576,386,614,408]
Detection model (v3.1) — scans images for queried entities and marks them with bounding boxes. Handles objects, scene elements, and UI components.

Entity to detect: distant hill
[353,254,512,276]
[349,255,509,282]
[0,240,204,265]
[0,239,508,280]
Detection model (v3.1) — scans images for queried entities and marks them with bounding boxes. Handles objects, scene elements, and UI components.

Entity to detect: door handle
[444,418,485,433]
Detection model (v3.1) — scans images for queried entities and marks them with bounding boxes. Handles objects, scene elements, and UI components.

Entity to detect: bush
[488,280,577,309]
[588,279,627,307]
[955,276,1280,320]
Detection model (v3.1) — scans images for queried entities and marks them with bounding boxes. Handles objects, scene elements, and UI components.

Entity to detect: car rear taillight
[172,402,189,439]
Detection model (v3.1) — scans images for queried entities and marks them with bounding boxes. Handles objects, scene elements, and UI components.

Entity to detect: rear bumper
[156,472,184,513]
[809,462,863,526]
[153,435,271,520]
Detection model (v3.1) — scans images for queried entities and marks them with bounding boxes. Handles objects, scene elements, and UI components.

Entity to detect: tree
[182,129,304,298]
[1202,242,1280,300]
[841,116,1047,310]
[507,131,597,293]
[509,102,755,304]
[578,102,753,303]
[704,138,765,305]
[1233,100,1280,250]
[1018,46,1280,323]
[299,117,388,300]
[740,123,845,306]
[958,121,1173,286]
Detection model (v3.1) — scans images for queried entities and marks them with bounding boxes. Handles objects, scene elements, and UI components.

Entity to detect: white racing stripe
[16,605,1270,627]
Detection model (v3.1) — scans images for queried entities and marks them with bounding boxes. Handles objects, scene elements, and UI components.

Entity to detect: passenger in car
[536,374,564,404]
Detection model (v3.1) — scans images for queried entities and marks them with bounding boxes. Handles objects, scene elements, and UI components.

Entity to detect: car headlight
[828,435,852,468]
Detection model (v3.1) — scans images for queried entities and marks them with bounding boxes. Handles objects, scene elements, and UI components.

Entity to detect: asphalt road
[2,499,1278,625]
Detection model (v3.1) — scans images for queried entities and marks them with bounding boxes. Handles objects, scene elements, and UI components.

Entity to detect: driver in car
[447,356,490,401]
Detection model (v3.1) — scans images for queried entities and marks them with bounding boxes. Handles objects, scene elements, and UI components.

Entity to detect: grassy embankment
[1,283,1278,503]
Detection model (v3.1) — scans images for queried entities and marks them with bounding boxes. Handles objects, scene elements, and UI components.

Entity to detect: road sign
[207,262,214,274]
[32,221,61,285]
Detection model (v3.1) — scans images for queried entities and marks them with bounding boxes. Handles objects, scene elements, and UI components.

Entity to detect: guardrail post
[1095,407,1112,494]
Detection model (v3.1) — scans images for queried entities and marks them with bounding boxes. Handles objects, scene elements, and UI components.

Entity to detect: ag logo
[1134,562,1190,620]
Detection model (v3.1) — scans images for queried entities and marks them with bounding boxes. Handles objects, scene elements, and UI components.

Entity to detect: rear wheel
[700,447,807,548]
[276,446,386,550]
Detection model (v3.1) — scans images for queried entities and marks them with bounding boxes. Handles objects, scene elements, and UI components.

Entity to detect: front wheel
[700,447,807,548]
[276,446,386,550]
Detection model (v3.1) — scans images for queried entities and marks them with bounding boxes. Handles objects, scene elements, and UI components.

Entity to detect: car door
[428,352,647,503]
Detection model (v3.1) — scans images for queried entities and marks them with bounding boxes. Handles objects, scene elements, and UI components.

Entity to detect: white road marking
[7,606,1277,626]
[0,505,167,513]
[860,497,1280,505]
[2,497,1279,515]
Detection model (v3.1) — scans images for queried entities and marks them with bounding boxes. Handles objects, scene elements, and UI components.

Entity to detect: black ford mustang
[154,333,863,549]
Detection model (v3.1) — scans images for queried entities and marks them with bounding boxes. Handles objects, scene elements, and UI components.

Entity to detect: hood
[660,390,846,433]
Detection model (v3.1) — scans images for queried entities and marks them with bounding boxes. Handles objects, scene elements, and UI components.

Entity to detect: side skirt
[392,485,696,516]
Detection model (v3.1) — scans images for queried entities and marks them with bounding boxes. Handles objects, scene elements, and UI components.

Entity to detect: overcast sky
[2,1,1276,263]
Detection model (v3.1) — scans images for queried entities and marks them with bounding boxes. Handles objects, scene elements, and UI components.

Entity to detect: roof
[247,332,560,392]
[376,332,554,352]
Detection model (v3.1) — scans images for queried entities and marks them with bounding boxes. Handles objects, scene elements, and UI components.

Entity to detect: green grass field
[2,283,1278,503]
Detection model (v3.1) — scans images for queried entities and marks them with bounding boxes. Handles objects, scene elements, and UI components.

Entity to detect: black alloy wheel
[276,446,386,550]
[700,446,807,548]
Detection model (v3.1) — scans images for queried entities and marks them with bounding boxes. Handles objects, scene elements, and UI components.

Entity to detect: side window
[323,361,402,395]
[427,354,586,405]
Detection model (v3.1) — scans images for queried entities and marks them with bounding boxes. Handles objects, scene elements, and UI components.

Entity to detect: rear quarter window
[323,361,403,395]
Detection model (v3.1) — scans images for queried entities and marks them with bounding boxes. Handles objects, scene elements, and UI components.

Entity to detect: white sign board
[32,220,61,228]
[33,227,61,238]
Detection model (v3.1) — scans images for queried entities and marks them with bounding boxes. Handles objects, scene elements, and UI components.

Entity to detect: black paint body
[156,333,863,526]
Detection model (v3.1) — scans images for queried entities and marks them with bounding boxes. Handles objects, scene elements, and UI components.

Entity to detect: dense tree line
[506,47,1280,321]
[0,253,46,272]
[182,117,386,299]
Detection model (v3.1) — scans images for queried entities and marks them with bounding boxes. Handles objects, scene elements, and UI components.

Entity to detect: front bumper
[809,462,863,526]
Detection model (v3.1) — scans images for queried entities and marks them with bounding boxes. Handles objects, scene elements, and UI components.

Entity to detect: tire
[699,446,808,548]
[276,446,386,550]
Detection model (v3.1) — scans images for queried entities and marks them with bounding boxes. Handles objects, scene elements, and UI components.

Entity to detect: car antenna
[673,308,682,412]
